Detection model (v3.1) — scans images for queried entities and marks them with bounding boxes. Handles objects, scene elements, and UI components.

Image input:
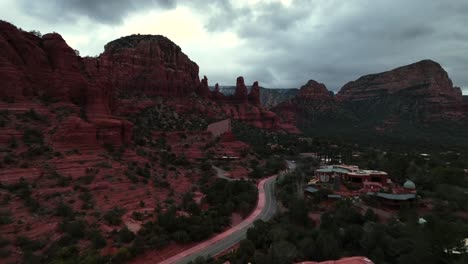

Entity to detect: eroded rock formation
[299,80,334,100]
[337,60,463,104]
[234,76,248,103]
[249,81,261,106]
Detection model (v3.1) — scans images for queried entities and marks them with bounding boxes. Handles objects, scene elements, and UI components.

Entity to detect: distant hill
[273,60,468,146]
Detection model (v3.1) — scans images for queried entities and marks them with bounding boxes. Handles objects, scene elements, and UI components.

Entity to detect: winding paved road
[159,161,296,264]
[159,175,278,264]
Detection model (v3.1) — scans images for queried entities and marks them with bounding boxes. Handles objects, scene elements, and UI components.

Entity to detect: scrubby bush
[118,227,135,243]
[104,207,125,226]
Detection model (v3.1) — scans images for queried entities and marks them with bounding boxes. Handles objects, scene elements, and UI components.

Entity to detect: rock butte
[0,20,299,146]
[274,59,468,127]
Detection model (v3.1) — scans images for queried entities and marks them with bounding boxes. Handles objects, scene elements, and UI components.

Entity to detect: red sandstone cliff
[273,60,467,135]
[85,34,200,98]
[337,60,463,104]
[336,59,465,120]
[298,80,334,101]
[0,20,297,141]
[273,80,336,126]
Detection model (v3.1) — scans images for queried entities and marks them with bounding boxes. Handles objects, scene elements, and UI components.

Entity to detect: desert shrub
[118,227,135,243]
[18,109,48,123]
[55,202,75,219]
[22,128,44,145]
[132,211,144,221]
[0,110,11,127]
[95,161,112,168]
[8,137,18,149]
[87,229,106,249]
[113,247,132,263]
[16,236,46,252]
[24,144,51,157]
[125,170,138,183]
[173,230,190,243]
[136,166,151,178]
[0,210,12,225]
[104,207,126,226]
[0,236,10,247]
[60,219,87,238]
[3,153,18,165]
[53,106,74,121]
[0,247,10,258]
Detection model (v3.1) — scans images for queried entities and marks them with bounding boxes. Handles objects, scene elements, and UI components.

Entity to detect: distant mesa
[337,59,463,104]
[272,59,468,144]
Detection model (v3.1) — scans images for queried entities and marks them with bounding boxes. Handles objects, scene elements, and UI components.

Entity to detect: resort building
[307,165,417,207]
[314,165,388,186]
[366,180,417,208]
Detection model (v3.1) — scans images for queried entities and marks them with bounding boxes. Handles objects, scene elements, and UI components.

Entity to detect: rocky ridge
[273,60,468,144]
[0,21,297,140]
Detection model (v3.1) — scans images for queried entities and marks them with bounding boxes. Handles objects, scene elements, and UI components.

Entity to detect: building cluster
[306,164,417,207]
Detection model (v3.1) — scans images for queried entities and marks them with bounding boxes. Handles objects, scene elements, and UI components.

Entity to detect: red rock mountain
[298,80,334,100]
[85,34,200,98]
[0,20,296,135]
[337,60,463,105]
[0,21,298,263]
[272,59,468,144]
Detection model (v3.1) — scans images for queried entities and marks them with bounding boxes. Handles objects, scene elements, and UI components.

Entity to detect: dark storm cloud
[199,0,468,91]
[13,0,468,92]
[18,0,176,24]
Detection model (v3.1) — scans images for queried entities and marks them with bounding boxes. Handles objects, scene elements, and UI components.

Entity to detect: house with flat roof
[307,165,416,206]
[315,165,388,186]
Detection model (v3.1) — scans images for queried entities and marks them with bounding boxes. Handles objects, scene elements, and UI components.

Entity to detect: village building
[366,180,417,208]
[306,165,417,207]
[314,165,388,186]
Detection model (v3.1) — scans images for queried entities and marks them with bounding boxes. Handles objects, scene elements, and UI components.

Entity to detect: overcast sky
[1,0,467,94]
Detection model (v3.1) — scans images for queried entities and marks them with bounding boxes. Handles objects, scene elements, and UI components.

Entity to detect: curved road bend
[159,175,278,264]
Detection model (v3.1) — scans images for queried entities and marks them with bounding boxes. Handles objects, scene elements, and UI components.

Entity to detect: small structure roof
[327,194,342,199]
[367,192,416,201]
[316,166,352,174]
[296,256,374,264]
[403,180,416,189]
[305,186,319,194]
[317,165,387,176]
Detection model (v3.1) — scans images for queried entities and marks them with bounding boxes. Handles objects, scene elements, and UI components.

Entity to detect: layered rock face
[204,76,299,133]
[87,34,200,98]
[0,22,87,104]
[337,60,463,104]
[299,80,334,100]
[272,59,468,144]
[0,21,130,146]
[0,20,297,139]
[273,80,337,127]
[337,60,465,120]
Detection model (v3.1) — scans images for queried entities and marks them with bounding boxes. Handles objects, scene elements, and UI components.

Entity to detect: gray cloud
[203,0,468,92]
[18,0,176,24]
[8,0,468,93]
